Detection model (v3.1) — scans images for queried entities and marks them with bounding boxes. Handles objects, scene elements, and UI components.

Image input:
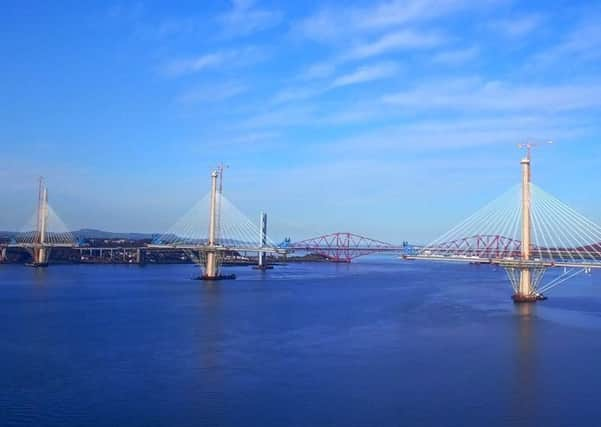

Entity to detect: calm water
[1,259,601,426]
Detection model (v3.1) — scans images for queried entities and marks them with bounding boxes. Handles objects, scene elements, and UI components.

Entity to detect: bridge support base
[198,274,236,281]
[253,265,274,271]
[512,293,547,303]
[197,251,236,281]
[504,264,548,304]
[27,247,50,268]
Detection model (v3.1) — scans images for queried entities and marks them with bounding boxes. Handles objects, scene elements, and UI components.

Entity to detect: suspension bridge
[404,145,601,302]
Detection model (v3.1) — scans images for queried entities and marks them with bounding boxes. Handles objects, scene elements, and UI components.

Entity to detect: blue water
[1,259,601,426]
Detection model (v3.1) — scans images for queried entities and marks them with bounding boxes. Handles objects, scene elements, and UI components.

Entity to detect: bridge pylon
[30,178,50,267]
[253,212,273,270]
[506,154,546,302]
[201,170,234,280]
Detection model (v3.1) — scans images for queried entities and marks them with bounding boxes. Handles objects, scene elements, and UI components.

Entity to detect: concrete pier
[31,179,50,267]
[201,170,234,280]
[512,156,545,303]
[254,212,273,271]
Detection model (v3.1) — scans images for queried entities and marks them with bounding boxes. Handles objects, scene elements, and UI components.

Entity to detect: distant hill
[0,229,157,240]
[73,229,156,240]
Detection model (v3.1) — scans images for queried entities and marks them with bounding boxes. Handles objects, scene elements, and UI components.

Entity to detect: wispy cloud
[275,62,399,104]
[295,0,476,42]
[382,79,601,112]
[162,47,265,77]
[331,62,399,88]
[301,61,338,80]
[432,47,479,65]
[298,28,443,83]
[324,114,593,155]
[357,0,474,31]
[241,105,316,129]
[164,52,229,76]
[490,14,542,38]
[297,28,441,83]
[272,87,324,104]
[533,20,601,65]
[176,82,247,104]
[218,0,282,38]
[346,29,443,60]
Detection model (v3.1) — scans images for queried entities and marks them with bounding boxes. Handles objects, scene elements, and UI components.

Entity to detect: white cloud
[274,62,399,104]
[301,61,338,80]
[218,0,282,38]
[357,0,471,31]
[331,62,399,88]
[164,52,230,76]
[490,14,542,38]
[295,0,476,42]
[163,47,265,77]
[533,21,601,65]
[176,82,247,104]
[346,29,443,60]
[432,46,479,65]
[241,105,316,129]
[382,79,601,112]
[272,87,324,104]
[322,114,594,155]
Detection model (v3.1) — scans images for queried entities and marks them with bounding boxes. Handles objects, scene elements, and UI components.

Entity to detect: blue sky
[1,0,600,243]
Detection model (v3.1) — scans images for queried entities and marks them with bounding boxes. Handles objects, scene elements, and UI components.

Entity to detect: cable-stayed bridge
[2,178,76,266]
[3,148,601,302]
[2,173,401,274]
[148,169,286,279]
[405,148,601,302]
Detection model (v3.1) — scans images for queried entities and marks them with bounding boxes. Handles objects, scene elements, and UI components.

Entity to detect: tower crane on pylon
[215,162,229,242]
[517,140,553,160]
[216,162,229,195]
[517,140,553,181]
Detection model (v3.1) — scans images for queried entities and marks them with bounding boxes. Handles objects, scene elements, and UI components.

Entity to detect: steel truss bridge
[286,232,406,263]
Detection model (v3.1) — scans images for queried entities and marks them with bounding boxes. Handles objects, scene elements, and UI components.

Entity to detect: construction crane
[215,162,229,243]
[517,140,553,160]
[216,162,228,195]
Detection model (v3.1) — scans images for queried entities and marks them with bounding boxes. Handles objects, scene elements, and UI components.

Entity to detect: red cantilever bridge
[416,234,601,261]
[287,232,407,263]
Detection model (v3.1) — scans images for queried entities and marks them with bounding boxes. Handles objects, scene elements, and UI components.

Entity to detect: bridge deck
[405,255,601,269]
[146,244,286,254]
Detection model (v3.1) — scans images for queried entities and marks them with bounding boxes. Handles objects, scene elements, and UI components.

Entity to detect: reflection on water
[512,303,538,426]
[200,283,223,372]
[32,266,48,287]
[0,262,600,426]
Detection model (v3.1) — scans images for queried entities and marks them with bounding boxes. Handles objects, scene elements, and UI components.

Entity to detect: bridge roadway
[404,254,601,270]
[146,244,286,254]
[0,243,285,253]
